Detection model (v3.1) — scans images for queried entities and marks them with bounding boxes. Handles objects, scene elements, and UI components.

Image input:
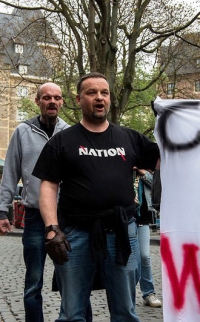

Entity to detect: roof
[160,35,200,76]
[0,9,60,79]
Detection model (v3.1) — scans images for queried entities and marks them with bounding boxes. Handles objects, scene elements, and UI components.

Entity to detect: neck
[80,119,109,132]
[40,116,57,126]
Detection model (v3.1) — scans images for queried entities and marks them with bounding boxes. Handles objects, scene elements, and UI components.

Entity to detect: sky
[0,0,200,14]
[0,0,200,12]
[0,2,13,13]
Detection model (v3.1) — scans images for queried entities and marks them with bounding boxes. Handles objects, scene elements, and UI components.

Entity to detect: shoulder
[58,122,79,134]
[110,123,136,133]
[22,116,40,127]
[57,117,70,130]
[11,116,39,135]
[50,122,78,142]
[110,123,143,138]
[13,116,40,135]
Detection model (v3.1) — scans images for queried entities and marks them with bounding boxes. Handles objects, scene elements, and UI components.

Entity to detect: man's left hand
[45,226,71,265]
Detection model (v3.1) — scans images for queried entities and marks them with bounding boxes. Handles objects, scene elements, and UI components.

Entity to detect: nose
[95,92,103,100]
[49,96,56,103]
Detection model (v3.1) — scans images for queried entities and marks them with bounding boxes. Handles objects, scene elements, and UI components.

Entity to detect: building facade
[158,34,200,100]
[0,9,62,160]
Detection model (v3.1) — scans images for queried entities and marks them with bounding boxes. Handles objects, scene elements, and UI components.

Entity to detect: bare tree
[0,0,200,123]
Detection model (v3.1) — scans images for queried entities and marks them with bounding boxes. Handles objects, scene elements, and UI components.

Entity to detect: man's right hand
[0,219,12,234]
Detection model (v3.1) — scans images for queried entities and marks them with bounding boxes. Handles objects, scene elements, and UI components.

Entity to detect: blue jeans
[137,225,155,298]
[55,221,140,322]
[22,208,46,322]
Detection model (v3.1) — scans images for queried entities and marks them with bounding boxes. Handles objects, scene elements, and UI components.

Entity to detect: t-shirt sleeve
[136,133,159,170]
[32,141,62,183]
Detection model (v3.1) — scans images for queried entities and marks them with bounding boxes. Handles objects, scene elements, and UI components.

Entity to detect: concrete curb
[150,237,160,246]
[6,229,23,237]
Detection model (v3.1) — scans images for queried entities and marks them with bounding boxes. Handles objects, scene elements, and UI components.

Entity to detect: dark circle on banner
[157,101,200,151]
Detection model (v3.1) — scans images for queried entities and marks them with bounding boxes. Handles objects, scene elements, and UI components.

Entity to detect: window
[17,110,28,121]
[196,58,200,67]
[167,83,175,95]
[195,80,200,92]
[17,86,28,97]
[15,44,24,54]
[18,65,27,75]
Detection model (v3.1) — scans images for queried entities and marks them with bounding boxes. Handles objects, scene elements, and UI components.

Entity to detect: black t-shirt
[38,117,55,138]
[33,122,159,211]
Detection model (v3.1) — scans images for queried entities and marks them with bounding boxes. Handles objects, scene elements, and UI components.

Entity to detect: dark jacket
[134,171,156,225]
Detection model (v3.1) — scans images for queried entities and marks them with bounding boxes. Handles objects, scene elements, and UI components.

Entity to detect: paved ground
[0,230,163,322]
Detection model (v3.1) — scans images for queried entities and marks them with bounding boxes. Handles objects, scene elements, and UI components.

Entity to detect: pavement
[0,229,163,322]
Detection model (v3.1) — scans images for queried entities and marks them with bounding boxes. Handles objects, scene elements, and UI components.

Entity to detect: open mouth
[47,107,57,111]
[95,104,104,110]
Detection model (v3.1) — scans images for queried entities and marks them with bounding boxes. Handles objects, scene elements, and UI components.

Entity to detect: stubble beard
[41,113,57,126]
[92,112,107,120]
[91,107,109,121]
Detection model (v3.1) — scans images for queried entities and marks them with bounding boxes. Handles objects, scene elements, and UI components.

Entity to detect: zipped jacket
[0,116,69,219]
[135,171,157,225]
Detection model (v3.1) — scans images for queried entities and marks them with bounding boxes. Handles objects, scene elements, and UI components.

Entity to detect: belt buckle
[105,228,114,232]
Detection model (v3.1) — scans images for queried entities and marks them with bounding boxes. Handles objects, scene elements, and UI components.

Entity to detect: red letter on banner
[161,235,200,309]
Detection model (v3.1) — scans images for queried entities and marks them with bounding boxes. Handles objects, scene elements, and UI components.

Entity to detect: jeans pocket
[25,209,37,223]
[128,221,138,238]
[24,208,43,230]
[64,226,76,237]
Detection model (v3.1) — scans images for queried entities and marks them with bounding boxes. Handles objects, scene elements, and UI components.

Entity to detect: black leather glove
[45,225,72,265]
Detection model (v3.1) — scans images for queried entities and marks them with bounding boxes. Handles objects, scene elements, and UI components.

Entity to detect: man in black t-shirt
[33,72,159,322]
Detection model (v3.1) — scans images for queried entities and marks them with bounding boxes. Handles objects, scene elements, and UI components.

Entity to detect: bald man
[0,82,70,322]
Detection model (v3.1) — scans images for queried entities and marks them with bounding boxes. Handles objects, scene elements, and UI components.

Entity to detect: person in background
[32,72,160,322]
[134,167,162,308]
[0,82,70,322]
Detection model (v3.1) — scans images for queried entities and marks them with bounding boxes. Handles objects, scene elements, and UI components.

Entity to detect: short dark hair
[76,72,108,94]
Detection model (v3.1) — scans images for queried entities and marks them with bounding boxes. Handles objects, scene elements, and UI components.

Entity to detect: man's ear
[76,94,80,104]
[35,97,39,106]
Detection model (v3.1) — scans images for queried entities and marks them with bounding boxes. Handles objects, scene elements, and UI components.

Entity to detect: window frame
[17,110,28,121]
[196,58,200,67]
[195,80,200,92]
[167,83,175,95]
[18,64,28,75]
[14,44,24,54]
[17,86,29,97]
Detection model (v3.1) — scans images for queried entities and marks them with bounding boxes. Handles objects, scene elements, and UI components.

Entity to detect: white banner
[154,97,200,322]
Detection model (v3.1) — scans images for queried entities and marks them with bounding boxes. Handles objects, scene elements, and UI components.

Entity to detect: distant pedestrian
[134,167,162,308]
